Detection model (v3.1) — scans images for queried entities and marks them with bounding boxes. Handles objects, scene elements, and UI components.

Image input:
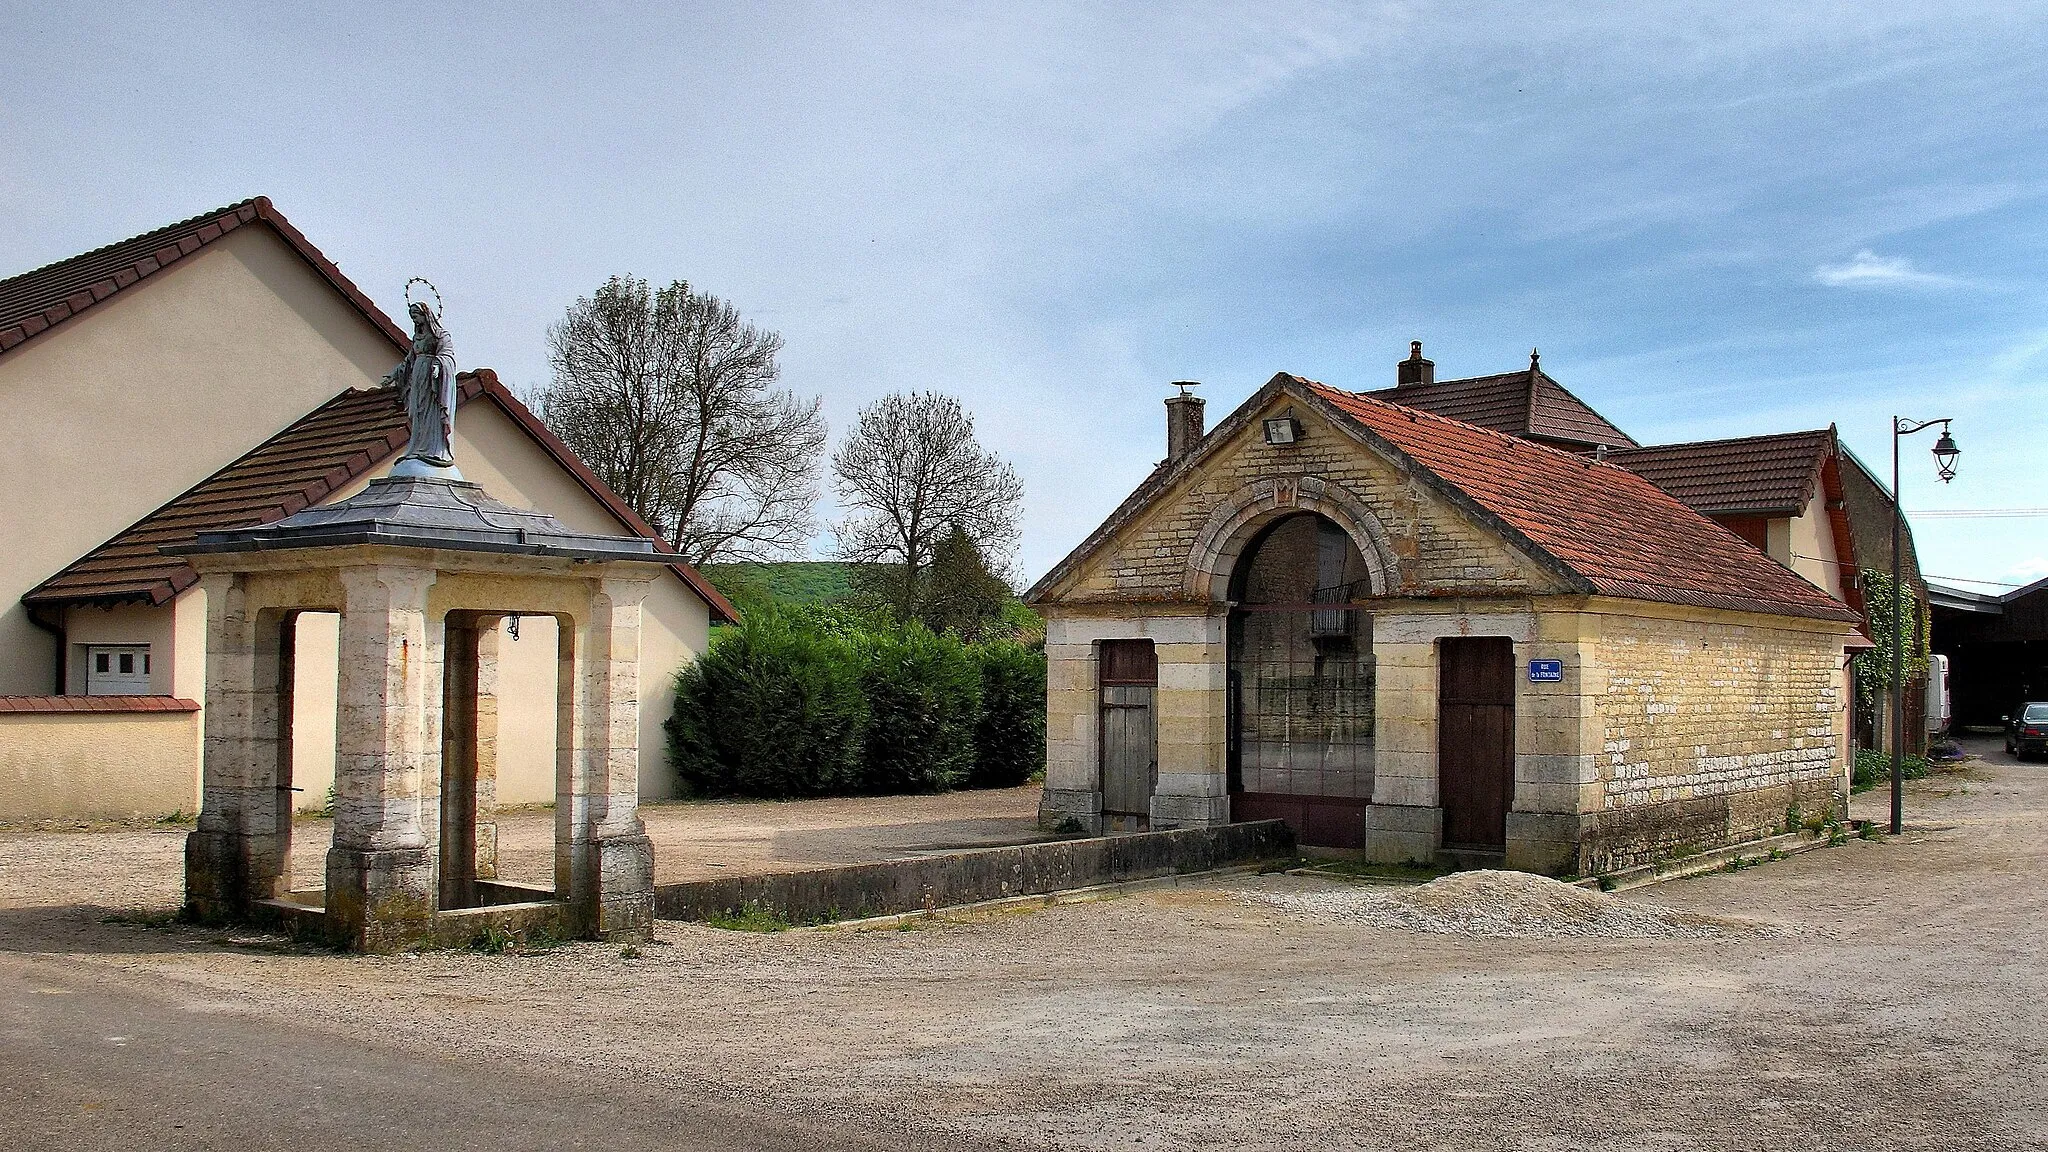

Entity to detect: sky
[5,2,2047,590]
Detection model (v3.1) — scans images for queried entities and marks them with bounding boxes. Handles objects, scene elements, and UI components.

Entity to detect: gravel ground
[1249,868,1743,938]
[2,742,2044,1150]
[0,783,1045,906]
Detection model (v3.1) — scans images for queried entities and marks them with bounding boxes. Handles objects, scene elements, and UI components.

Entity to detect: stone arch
[1184,475,1401,603]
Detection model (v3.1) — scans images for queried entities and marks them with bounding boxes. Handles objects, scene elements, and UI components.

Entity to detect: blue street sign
[1528,659,1563,683]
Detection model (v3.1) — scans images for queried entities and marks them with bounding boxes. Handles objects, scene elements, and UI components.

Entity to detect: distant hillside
[700,561,867,609]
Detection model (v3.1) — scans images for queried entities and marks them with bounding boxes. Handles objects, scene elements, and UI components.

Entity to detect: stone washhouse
[1027,373,1864,875]
[176,460,673,951]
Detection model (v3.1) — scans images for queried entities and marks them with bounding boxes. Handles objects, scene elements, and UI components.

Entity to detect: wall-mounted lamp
[1263,415,1302,445]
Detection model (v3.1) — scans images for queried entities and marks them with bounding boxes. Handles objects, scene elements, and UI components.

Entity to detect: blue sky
[5,3,2045,588]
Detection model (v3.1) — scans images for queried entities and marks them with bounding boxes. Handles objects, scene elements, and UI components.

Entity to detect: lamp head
[1933,426,1960,483]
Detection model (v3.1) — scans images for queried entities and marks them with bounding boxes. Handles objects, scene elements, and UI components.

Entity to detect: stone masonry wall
[1052,394,1567,605]
[1584,609,1846,871]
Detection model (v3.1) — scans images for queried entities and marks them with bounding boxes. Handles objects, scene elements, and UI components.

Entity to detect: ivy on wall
[1851,568,1930,703]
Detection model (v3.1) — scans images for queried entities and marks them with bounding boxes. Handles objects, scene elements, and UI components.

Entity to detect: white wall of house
[0,225,397,694]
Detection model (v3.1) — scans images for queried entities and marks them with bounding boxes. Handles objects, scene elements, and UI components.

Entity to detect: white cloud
[1813,250,1960,288]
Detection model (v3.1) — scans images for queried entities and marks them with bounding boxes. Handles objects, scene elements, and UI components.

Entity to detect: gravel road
[1,744,2041,1150]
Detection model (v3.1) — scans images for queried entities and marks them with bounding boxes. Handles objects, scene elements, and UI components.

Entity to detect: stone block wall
[1040,610,1228,834]
[1582,607,1847,872]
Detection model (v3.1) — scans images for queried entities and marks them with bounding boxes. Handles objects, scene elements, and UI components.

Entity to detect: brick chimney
[1166,382,1205,461]
[1397,340,1435,387]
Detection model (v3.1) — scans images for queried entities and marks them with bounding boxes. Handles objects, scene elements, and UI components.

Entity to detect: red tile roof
[1306,381,1856,622]
[23,372,737,623]
[0,197,406,356]
[1606,428,1835,516]
[0,695,199,714]
[1360,364,1638,450]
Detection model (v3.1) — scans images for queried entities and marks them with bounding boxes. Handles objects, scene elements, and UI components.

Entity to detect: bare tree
[539,276,826,564]
[832,392,1023,618]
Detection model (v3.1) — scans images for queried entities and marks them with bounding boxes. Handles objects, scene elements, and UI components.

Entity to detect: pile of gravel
[1252,869,1737,939]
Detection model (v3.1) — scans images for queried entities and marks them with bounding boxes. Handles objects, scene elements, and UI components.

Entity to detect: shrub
[968,640,1046,789]
[1852,749,1929,794]
[856,623,980,794]
[666,609,867,798]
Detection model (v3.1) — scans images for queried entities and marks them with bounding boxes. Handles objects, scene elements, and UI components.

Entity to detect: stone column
[471,617,502,884]
[1038,613,1102,832]
[185,574,292,920]
[325,565,440,952]
[556,575,655,941]
[1148,612,1229,831]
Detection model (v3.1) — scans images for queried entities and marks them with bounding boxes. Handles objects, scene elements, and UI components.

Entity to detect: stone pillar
[325,565,440,952]
[185,574,292,920]
[1503,614,1601,875]
[1039,614,1102,832]
[1148,613,1229,831]
[472,617,502,883]
[1361,621,1442,864]
[557,576,655,941]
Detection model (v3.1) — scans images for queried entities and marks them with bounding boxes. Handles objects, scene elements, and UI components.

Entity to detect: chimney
[1166,382,1205,461]
[1397,340,1434,387]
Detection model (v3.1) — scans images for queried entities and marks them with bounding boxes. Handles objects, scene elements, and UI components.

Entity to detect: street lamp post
[1890,417,1959,835]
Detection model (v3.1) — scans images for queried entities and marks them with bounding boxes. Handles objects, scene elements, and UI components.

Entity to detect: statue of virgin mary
[383,299,463,479]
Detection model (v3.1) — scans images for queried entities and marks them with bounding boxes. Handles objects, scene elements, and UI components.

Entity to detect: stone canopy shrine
[173,300,672,951]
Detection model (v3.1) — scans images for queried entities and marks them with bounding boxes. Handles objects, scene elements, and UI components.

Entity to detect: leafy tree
[917,525,1016,638]
[831,392,1022,619]
[540,276,826,564]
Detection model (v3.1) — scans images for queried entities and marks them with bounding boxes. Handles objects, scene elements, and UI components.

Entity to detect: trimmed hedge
[970,640,1046,789]
[667,609,1047,800]
[857,624,981,794]
[666,610,867,798]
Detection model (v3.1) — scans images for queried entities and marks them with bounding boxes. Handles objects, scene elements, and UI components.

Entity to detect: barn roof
[1358,361,1637,450]
[23,371,736,623]
[1605,428,1836,517]
[0,197,405,357]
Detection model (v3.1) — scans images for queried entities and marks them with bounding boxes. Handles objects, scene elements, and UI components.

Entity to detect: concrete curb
[1571,820,1878,893]
[812,864,1270,931]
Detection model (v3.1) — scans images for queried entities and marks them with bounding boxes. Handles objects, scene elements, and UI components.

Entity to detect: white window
[85,645,151,695]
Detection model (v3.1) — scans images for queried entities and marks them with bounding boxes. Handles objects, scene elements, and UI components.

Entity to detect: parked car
[2005,702,2048,759]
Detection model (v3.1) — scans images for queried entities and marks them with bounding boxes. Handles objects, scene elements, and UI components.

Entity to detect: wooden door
[1438,637,1515,850]
[1099,640,1158,823]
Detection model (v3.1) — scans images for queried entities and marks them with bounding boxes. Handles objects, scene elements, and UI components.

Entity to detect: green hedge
[665,610,867,798]
[970,640,1046,789]
[1851,748,1929,794]
[667,609,1046,799]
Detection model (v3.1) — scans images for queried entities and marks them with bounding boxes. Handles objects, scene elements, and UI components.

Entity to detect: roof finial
[1530,347,1541,372]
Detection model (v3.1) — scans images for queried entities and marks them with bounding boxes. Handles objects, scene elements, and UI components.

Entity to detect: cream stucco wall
[0,710,199,822]
[1786,495,1845,600]
[0,225,398,693]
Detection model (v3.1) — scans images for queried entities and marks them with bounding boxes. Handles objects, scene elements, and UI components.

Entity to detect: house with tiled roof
[1026,373,1860,874]
[1350,343,1931,749]
[0,200,731,820]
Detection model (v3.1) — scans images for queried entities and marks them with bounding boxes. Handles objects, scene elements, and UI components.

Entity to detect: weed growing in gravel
[469,924,565,956]
[1784,804,1802,834]
[1053,816,1087,836]
[1725,855,1754,873]
[1596,876,1619,892]
[155,810,190,825]
[1297,858,1454,883]
[1767,847,1787,862]
[1858,823,1877,840]
[619,944,643,959]
[705,902,795,932]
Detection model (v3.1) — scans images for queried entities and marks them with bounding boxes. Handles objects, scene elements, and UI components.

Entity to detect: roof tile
[1606,429,1835,516]
[1307,381,1856,623]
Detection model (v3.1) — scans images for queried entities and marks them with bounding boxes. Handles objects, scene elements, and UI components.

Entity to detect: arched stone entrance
[1224,510,1380,848]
